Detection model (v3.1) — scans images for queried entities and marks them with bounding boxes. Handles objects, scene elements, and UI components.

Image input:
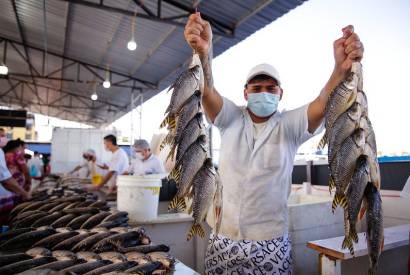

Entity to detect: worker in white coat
[127,139,165,175]
[88,135,129,193]
[184,12,364,274]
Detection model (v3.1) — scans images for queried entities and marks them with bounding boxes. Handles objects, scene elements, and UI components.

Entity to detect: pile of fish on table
[319,62,383,275]
[0,226,173,274]
[0,180,176,274]
[159,55,223,241]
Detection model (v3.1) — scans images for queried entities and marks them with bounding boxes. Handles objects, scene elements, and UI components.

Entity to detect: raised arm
[184,12,222,122]
[308,25,364,133]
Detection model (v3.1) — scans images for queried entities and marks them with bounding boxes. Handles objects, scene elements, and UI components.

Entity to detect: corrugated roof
[0,0,307,126]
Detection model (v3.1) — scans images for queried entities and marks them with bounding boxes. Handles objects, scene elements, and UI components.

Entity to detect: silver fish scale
[174,94,201,141]
[330,130,365,192]
[346,158,369,230]
[328,102,361,163]
[166,66,200,116]
[176,117,205,162]
[325,81,357,132]
[363,117,377,154]
[177,140,208,196]
[192,165,217,224]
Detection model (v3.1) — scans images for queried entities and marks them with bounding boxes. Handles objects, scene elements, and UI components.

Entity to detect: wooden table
[307,224,410,275]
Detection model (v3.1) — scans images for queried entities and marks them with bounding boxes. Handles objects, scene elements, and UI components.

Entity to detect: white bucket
[117,174,166,222]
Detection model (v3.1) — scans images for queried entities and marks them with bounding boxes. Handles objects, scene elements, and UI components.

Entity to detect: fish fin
[160,133,175,151]
[166,144,177,162]
[341,236,355,256]
[168,196,186,213]
[332,191,347,213]
[187,204,193,215]
[358,200,368,220]
[317,131,328,150]
[168,166,182,183]
[346,90,358,108]
[186,187,194,199]
[381,236,385,252]
[187,223,205,241]
[160,115,174,129]
[329,176,335,195]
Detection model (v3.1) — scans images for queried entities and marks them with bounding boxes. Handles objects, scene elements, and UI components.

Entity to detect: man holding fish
[184,12,364,274]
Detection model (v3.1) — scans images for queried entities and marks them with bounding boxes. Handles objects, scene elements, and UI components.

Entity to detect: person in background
[89,135,129,193]
[0,147,31,224]
[3,140,30,199]
[42,154,51,177]
[127,139,165,175]
[0,128,7,148]
[70,149,96,177]
[15,139,31,191]
[27,151,43,179]
[69,149,105,180]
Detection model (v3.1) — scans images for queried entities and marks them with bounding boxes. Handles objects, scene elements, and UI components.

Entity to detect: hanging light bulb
[103,66,111,88]
[103,80,110,88]
[91,82,98,100]
[0,64,8,75]
[127,39,137,51]
[0,42,8,76]
[91,92,98,101]
[127,10,137,51]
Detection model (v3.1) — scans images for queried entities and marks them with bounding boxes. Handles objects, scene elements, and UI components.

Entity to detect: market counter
[129,212,199,272]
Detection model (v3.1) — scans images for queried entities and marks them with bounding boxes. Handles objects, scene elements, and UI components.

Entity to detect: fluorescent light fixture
[0,64,8,75]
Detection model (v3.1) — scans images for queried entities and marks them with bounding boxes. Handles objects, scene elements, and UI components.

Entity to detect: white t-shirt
[253,121,268,143]
[206,97,323,241]
[128,154,165,175]
[27,156,43,177]
[0,149,13,199]
[0,150,11,182]
[107,148,129,186]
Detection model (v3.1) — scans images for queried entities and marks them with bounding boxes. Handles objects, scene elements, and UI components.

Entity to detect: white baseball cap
[246,63,281,85]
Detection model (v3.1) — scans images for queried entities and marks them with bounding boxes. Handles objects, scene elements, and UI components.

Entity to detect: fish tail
[317,131,328,150]
[349,226,359,243]
[331,192,341,213]
[332,191,348,213]
[341,236,355,256]
[187,223,205,241]
[168,196,186,213]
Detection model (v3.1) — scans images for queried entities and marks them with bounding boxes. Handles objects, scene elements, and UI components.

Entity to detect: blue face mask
[247,92,280,117]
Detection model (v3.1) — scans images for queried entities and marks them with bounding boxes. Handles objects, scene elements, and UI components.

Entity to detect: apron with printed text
[205,233,292,275]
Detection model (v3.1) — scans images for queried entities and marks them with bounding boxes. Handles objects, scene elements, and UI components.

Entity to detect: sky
[37,0,410,156]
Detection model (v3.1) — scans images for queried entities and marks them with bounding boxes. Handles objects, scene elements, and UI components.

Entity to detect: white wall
[50,128,117,173]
